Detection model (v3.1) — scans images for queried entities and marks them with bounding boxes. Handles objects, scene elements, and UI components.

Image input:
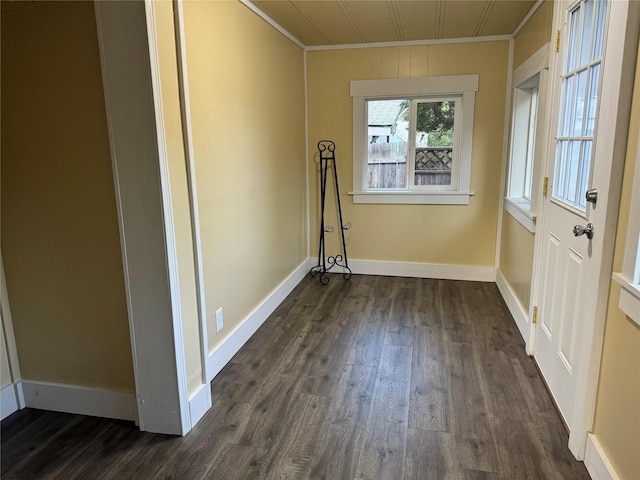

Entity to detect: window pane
[367,99,408,189]
[414,101,454,186]
[523,88,538,200]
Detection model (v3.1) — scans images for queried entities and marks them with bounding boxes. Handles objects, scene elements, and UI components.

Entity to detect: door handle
[573,223,594,240]
[585,188,598,204]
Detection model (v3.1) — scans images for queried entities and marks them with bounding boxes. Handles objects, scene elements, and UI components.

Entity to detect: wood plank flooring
[1,275,591,480]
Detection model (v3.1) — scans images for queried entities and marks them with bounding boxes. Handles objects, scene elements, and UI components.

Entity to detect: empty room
[1,0,639,479]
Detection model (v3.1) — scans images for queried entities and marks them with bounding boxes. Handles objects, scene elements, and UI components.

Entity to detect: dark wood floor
[1,275,591,480]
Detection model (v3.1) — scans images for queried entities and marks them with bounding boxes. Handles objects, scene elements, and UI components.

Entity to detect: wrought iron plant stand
[310,140,352,285]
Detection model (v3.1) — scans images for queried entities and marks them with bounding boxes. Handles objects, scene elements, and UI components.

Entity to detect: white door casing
[1,255,25,420]
[95,0,192,435]
[533,0,639,459]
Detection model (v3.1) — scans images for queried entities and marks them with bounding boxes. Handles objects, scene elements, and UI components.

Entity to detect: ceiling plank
[441,1,488,39]
[386,0,405,41]
[338,1,368,43]
[481,0,535,36]
[291,1,364,45]
[249,0,539,47]
[473,1,495,37]
[396,1,438,41]
[347,1,404,43]
[252,1,329,45]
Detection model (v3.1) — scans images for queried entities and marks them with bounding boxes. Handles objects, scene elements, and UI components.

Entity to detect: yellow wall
[1,2,134,391]
[154,1,203,396]
[513,0,554,70]
[182,1,307,352]
[307,42,508,267]
[499,214,535,309]
[592,36,640,479]
[498,1,553,312]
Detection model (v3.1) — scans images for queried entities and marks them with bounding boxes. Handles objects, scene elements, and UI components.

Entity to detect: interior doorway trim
[95,0,191,435]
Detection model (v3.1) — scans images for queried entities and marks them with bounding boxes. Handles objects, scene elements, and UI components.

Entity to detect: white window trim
[504,197,537,231]
[350,75,478,205]
[612,125,640,327]
[504,44,549,233]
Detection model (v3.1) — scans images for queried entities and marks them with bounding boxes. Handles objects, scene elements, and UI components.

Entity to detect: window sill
[612,273,640,327]
[349,190,473,205]
[504,198,536,232]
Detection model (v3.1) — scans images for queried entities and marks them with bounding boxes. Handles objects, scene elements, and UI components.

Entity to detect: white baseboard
[585,433,620,480]
[1,382,23,420]
[21,381,136,421]
[207,258,310,381]
[188,382,211,428]
[495,269,530,344]
[311,257,496,282]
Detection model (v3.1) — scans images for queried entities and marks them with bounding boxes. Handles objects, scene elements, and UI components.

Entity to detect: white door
[533,0,639,455]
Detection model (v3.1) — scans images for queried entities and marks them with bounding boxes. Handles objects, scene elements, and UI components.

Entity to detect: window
[613,126,640,327]
[350,75,478,205]
[509,81,538,201]
[505,44,549,232]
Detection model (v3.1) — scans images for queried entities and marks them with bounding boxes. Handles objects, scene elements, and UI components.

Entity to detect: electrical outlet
[215,307,223,333]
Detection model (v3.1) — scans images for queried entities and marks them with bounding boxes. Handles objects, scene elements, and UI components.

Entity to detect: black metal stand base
[310,254,351,285]
[310,140,352,285]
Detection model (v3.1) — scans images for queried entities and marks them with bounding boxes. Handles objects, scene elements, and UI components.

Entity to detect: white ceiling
[250,0,538,47]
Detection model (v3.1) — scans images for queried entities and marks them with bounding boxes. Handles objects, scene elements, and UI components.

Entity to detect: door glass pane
[566,140,581,203]
[572,70,587,136]
[561,75,574,137]
[593,0,607,59]
[555,141,568,199]
[585,64,600,136]
[567,7,581,72]
[580,0,595,65]
[578,141,592,208]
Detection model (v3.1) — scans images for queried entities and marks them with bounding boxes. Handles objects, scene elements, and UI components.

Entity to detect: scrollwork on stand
[309,255,352,284]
